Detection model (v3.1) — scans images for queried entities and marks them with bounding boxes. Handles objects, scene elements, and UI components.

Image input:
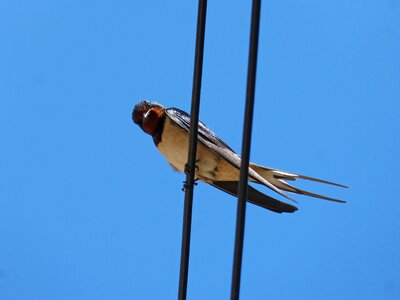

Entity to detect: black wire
[178,1,207,299]
[231,0,261,299]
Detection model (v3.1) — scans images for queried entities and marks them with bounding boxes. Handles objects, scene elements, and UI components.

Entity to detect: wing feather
[166,108,347,204]
[165,108,291,199]
[209,181,297,213]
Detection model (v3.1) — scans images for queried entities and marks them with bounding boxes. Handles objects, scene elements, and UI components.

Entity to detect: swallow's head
[132,100,165,136]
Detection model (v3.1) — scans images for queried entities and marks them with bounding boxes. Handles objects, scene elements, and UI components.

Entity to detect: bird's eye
[133,109,145,125]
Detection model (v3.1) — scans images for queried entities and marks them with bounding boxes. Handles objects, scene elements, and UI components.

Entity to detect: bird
[132,100,347,213]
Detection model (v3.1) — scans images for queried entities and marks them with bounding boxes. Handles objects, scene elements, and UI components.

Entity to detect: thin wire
[231,0,261,299]
[178,0,207,299]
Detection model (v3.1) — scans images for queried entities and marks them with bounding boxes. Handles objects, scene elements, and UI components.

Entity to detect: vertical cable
[178,1,207,299]
[231,0,261,299]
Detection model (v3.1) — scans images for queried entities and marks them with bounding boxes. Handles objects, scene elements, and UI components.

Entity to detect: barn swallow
[132,100,347,213]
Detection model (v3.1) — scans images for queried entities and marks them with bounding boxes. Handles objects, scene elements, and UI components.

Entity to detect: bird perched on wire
[132,100,347,213]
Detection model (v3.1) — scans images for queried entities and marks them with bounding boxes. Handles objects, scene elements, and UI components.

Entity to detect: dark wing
[165,108,291,199]
[165,108,294,210]
[165,108,345,206]
[165,107,237,153]
[209,181,297,213]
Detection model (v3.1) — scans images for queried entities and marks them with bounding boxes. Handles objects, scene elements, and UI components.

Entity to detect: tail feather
[275,179,346,203]
[247,166,295,202]
[296,174,348,188]
[249,163,347,203]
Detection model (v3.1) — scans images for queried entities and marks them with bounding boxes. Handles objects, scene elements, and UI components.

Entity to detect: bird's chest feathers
[156,118,222,180]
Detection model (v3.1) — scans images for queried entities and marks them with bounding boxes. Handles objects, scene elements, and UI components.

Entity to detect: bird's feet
[182,179,199,192]
[182,160,200,191]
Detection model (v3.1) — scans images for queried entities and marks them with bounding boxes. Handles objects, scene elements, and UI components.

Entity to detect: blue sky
[1,0,399,299]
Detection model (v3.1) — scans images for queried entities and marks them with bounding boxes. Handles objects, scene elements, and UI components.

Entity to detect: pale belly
[157,117,240,181]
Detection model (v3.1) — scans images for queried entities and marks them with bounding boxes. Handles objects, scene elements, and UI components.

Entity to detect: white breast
[157,117,220,180]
